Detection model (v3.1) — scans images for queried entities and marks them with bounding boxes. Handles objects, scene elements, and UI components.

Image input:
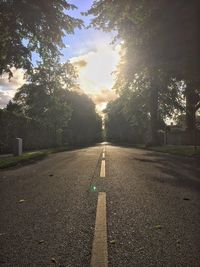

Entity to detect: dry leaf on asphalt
[51,257,57,263]
[0,233,6,236]
[154,224,162,229]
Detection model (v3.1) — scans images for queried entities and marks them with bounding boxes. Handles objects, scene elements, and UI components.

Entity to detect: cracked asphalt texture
[0,144,200,266]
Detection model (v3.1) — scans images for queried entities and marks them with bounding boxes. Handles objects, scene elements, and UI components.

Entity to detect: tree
[184,80,200,144]
[12,59,76,146]
[0,58,102,152]
[86,0,170,144]
[0,0,82,76]
[64,91,102,145]
[87,0,200,144]
[105,98,134,143]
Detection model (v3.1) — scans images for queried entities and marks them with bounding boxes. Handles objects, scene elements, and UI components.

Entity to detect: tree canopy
[0,59,102,153]
[87,0,200,145]
[0,0,82,77]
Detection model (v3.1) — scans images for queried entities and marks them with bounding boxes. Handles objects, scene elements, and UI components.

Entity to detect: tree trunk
[149,84,159,146]
[185,85,196,145]
[54,123,57,146]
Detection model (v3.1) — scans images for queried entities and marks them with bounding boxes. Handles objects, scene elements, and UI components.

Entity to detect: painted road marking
[102,152,105,159]
[100,160,105,177]
[91,192,108,267]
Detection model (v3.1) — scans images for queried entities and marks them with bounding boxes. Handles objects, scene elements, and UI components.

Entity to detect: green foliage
[145,145,200,157]
[0,151,48,169]
[87,0,200,144]
[0,59,102,153]
[64,91,102,145]
[0,146,71,169]
[88,0,200,76]
[105,94,148,143]
[0,0,83,76]
[13,59,74,145]
[0,1,102,153]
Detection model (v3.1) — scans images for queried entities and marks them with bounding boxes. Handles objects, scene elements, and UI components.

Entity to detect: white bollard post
[14,138,23,156]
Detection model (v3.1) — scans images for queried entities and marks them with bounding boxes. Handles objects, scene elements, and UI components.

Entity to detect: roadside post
[13,138,23,156]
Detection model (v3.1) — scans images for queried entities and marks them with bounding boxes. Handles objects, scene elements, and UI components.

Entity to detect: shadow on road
[132,151,200,193]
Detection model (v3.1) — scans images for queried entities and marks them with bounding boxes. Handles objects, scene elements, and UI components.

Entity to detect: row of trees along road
[87,0,200,145]
[0,58,102,153]
[0,1,102,153]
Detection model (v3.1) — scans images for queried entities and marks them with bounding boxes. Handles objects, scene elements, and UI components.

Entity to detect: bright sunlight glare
[70,41,121,111]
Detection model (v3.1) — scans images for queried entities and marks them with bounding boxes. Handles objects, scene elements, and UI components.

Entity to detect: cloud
[73,47,98,57]
[0,92,12,108]
[0,68,25,92]
[0,68,25,107]
[0,33,122,110]
[91,88,117,105]
[69,39,121,112]
[71,59,87,69]
[70,40,121,100]
[90,88,118,112]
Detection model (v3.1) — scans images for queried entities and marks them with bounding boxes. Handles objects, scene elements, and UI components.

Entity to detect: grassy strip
[114,142,200,157]
[0,151,47,169]
[131,144,200,157]
[0,146,69,169]
[147,145,200,157]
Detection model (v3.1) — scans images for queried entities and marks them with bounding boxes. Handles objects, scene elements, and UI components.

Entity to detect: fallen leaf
[19,199,25,203]
[183,197,190,201]
[154,224,162,229]
[110,240,117,244]
[0,233,6,236]
[51,258,57,263]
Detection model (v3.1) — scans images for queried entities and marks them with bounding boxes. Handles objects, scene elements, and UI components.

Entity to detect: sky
[0,0,120,110]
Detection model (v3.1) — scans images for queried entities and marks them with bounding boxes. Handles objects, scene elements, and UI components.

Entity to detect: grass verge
[147,145,200,157]
[130,144,200,157]
[113,143,200,157]
[0,146,69,169]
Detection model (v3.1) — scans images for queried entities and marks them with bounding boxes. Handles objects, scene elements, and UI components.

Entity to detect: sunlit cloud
[0,37,122,110]
[72,59,87,69]
[0,92,12,108]
[0,68,26,108]
[91,87,118,112]
[91,88,117,105]
[70,39,121,110]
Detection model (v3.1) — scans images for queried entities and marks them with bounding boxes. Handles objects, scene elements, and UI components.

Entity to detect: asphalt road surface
[0,144,200,267]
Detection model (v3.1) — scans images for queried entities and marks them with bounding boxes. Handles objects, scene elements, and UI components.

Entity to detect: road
[0,144,200,267]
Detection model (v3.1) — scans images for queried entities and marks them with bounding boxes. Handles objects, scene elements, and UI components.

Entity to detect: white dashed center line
[91,192,108,267]
[91,147,108,265]
[100,147,106,177]
[100,160,105,177]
